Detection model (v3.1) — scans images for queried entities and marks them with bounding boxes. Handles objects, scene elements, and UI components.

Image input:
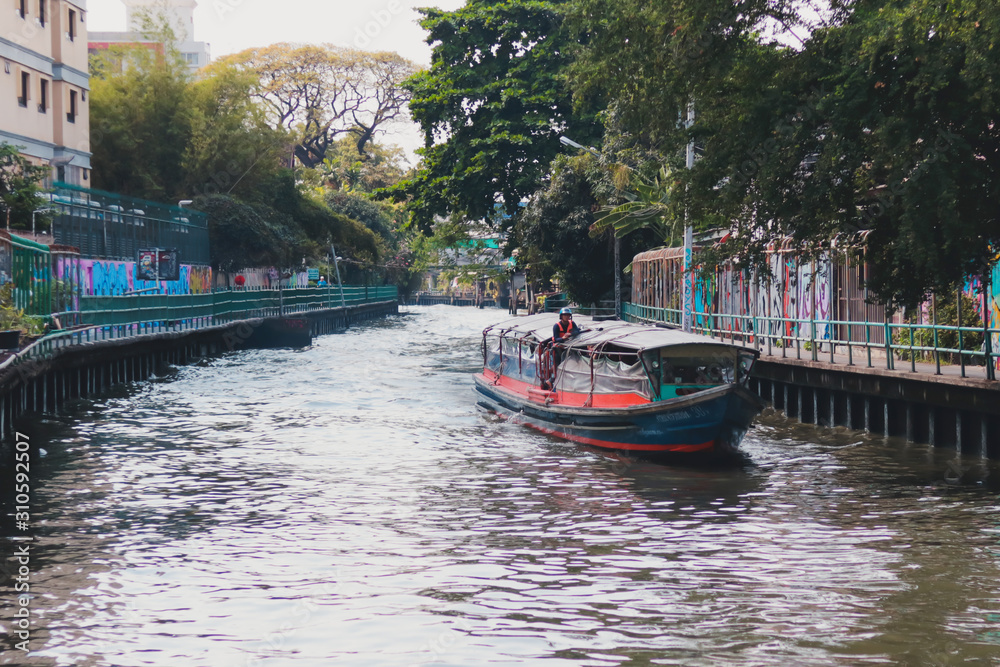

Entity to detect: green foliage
[194,194,302,271]
[0,144,49,230]
[308,136,410,193]
[325,191,397,242]
[0,284,44,336]
[894,293,984,363]
[386,0,599,232]
[90,46,289,203]
[182,65,290,200]
[89,43,193,201]
[193,187,381,274]
[569,0,1000,309]
[517,155,657,305]
[592,166,677,244]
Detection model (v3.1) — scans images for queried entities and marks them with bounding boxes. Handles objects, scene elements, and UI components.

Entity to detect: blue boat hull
[474,374,763,462]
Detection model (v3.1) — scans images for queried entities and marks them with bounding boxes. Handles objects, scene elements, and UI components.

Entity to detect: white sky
[86,0,467,159]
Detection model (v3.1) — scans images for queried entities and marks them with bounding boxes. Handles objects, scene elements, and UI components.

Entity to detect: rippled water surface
[3,306,1000,666]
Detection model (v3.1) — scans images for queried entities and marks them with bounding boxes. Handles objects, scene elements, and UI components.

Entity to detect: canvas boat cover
[483,313,741,353]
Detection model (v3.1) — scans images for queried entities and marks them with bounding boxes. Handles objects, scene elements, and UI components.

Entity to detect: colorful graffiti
[964,265,1000,370]
[81,259,213,297]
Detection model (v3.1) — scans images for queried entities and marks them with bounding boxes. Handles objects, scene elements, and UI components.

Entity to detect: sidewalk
[747,341,998,387]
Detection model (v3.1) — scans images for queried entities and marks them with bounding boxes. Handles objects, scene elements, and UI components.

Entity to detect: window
[18,71,29,107]
[68,89,77,122]
[18,0,26,19]
[68,8,76,40]
[38,78,47,113]
[38,0,45,26]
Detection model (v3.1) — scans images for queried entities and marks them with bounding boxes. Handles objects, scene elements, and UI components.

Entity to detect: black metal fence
[47,183,210,266]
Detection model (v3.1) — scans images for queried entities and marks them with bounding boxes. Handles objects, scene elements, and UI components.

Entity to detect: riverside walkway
[0,285,398,435]
[621,303,999,457]
[4,284,398,367]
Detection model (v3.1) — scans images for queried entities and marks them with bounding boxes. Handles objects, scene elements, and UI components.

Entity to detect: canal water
[3,305,1000,666]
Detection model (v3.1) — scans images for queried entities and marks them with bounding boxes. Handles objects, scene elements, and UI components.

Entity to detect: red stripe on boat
[482,373,652,408]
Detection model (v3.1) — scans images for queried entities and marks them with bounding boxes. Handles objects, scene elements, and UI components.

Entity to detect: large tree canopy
[570,0,1000,308]
[212,44,418,168]
[90,44,287,202]
[387,0,599,232]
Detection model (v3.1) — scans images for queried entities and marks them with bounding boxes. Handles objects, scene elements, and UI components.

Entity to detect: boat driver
[552,307,581,344]
[552,308,581,350]
[541,307,583,388]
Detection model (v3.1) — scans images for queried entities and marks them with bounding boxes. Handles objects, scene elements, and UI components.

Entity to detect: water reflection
[1,306,999,666]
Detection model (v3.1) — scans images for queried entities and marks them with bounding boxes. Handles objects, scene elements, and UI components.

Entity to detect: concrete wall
[75,258,212,296]
[751,358,1000,459]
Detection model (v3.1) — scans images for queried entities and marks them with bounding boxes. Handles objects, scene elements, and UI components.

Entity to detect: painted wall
[79,259,212,296]
[965,264,1000,370]
[702,253,834,340]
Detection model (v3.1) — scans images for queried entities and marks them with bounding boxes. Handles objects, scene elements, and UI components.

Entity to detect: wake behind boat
[473,313,764,461]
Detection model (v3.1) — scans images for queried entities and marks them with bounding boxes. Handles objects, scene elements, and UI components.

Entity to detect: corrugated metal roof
[483,314,744,353]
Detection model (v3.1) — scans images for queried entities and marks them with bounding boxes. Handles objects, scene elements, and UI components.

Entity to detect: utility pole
[682,102,695,333]
[330,243,346,308]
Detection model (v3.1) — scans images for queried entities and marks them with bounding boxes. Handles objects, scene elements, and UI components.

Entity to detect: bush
[0,284,44,337]
[894,293,984,364]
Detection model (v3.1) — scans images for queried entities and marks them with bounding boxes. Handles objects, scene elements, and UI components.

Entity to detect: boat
[473,313,764,461]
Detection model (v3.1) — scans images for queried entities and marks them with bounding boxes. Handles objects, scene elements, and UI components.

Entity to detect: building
[88,0,209,72]
[1,0,92,185]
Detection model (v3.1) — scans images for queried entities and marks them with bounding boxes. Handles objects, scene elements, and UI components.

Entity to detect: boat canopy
[482,313,741,354]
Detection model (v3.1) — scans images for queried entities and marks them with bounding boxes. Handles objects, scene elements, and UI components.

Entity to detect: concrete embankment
[751,356,1000,459]
[0,301,398,437]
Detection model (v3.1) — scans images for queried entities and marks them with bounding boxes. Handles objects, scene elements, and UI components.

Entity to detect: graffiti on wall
[633,248,835,343]
[81,260,213,296]
[964,265,1000,370]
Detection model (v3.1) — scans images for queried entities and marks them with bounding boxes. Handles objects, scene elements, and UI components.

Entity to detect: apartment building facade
[1,0,91,185]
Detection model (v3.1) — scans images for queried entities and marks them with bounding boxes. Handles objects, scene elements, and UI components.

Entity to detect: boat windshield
[643,344,738,400]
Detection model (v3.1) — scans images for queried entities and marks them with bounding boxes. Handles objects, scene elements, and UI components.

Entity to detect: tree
[325,191,397,241]
[194,189,380,273]
[386,0,599,232]
[518,154,658,305]
[90,42,290,203]
[89,42,193,201]
[182,65,290,200]
[308,136,409,193]
[195,193,302,271]
[592,165,677,245]
[570,0,1000,309]
[212,44,418,169]
[0,144,50,230]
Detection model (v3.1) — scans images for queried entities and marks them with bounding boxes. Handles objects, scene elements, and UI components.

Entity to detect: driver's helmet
[559,307,573,316]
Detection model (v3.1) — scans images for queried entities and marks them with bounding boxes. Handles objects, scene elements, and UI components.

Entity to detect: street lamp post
[31,208,53,236]
[558,136,620,319]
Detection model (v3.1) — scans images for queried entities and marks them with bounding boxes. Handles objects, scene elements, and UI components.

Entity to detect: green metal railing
[49,182,210,264]
[78,285,398,331]
[10,234,51,317]
[623,302,998,379]
[540,296,616,317]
